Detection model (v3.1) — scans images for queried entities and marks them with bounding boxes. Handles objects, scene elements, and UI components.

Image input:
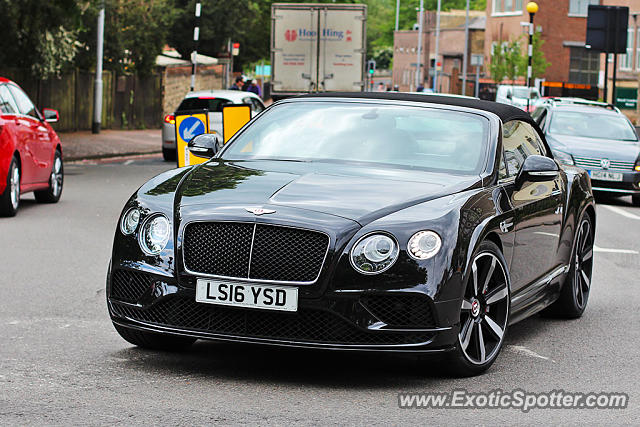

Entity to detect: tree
[489,43,506,84]
[0,0,83,78]
[504,39,524,82]
[76,0,177,76]
[529,32,550,80]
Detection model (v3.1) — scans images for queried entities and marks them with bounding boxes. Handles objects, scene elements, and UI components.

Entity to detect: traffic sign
[175,111,209,167]
[222,104,252,143]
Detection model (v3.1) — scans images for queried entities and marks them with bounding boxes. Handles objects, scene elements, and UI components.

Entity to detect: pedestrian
[229,76,244,90]
[246,79,262,97]
[376,82,385,92]
[393,84,399,92]
[417,83,424,92]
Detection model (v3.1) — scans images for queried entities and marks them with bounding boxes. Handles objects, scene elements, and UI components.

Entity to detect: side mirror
[43,108,59,123]
[516,155,559,187]
[188,132,222,159]
[506,92,512,100]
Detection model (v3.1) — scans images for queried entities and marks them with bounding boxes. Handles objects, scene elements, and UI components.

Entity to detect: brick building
[485,0,640,105]
[392,10,485,93]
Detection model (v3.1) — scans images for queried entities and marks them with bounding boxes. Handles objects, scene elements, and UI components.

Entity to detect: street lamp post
[526,1,538,111]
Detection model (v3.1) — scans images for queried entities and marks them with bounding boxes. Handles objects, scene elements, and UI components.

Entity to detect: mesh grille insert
[111,297,432,345]
[110,270,154,304]
[360,294,435,328]
[183,222,329,282]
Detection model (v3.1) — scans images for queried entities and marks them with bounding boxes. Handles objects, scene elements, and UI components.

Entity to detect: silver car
[162,90,266,161]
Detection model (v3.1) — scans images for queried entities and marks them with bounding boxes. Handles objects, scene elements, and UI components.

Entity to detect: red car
[0,77,63,216]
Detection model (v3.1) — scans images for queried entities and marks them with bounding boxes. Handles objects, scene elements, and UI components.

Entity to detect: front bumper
[590,171,640,195]
[107,267,459,353]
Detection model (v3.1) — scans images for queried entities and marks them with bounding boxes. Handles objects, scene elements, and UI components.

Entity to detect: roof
[183,89,261,102]
[297,92,536,124]
[155,52,218,67]
[0,77,10,83]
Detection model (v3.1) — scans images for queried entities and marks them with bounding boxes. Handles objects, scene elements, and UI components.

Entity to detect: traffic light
[232,42,240,56]
[367,59,376,75]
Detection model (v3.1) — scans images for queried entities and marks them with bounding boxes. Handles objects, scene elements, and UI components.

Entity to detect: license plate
[588,170,623,182]
[196,279,298,312]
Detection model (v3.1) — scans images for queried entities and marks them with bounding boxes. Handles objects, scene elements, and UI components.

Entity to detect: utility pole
[526,2,538,111]
[415,0,424,91]
[461,0,470,95]
[395,0,400,31]
[190,2,202,91]
[92,3,105,134]
[433,0,441,92]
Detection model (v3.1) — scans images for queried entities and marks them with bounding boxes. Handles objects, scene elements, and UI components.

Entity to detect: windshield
[177,97,232,113]
[549,111,638,141]
[512,88,539,99]
[221,102,489,174]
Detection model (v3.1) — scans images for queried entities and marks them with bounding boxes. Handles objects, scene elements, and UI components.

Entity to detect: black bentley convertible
[107,93,595,376]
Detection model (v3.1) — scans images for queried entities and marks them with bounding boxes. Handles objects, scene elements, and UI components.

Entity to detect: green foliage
[530,32,550,80]
[0,0,82,79]
[489,32,551,83]
[76,0,177,76]
[489,43,506,84]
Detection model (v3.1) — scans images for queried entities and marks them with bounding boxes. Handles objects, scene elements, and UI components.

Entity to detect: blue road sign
[178,116,206,142]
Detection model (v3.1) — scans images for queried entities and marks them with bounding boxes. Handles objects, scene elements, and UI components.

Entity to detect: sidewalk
[58,129,162,161]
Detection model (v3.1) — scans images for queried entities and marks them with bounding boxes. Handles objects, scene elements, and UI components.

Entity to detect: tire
[446,240,510,377]
[632,194,640,207]
[545,212,594,318]
[113,323,196,351]
[162,147,176,161]
[0,157,20,217]
[34,149,63,203]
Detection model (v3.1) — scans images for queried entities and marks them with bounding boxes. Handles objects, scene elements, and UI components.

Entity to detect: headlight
[407,230,442,260]
[138,214,170,255]
[350,233,399,274]
[552,150,574,166]
[120,208,140,235]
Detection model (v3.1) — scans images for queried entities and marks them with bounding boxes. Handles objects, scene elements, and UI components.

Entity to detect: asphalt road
[1,156,638,425]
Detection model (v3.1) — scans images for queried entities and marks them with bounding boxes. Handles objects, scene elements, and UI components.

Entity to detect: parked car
[531,97,640,205]
[162,90,266,161]
[0,77,63,216]
[108,92,595,376]
[495,84,541,110]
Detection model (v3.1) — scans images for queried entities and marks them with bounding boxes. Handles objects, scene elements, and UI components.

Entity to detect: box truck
[270,3,367,98]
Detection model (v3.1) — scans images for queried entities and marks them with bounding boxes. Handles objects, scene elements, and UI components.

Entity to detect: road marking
[123,160,134,166]
[601,204,640,220]
[507,345,553,362]
[594,245,639,254]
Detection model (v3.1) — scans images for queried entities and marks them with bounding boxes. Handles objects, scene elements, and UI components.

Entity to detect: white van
[495,85,541,110]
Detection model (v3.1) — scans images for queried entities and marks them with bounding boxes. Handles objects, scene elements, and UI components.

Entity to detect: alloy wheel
[573,218,593,310]
[10,164,19,210]
[459,252,509,365]
[51,156,63,197]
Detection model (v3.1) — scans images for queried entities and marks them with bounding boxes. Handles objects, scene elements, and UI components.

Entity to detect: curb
[65,150,162,162]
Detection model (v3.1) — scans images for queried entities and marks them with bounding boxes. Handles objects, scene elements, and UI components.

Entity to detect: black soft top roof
[297,91,534,124]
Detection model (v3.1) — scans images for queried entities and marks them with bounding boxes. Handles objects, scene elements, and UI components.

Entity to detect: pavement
[0,157,639,424]
[58,129,162,161]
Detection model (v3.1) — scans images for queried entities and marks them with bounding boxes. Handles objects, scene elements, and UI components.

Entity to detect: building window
[569,47,600,85]
[569,0,599,17]
[636,30,640,69]
[620,29,634,70]
[493,0,523,14]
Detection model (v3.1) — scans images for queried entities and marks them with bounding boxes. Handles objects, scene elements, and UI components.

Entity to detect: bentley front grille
[183,222,329,283]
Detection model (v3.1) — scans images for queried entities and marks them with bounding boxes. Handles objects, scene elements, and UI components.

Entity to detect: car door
[499,120,564,300]
[0,84,21,168]
[8,84,53,183]
[1,84,37,184]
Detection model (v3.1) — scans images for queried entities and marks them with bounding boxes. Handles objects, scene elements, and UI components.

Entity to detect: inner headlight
[138,214,170,255]
[408,230,442,260]
[350,233,399,274]
[552,150,574,166]
[120,208,140,235]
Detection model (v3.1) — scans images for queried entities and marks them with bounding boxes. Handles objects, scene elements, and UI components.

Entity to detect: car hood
[176,160,480,224]
[547,133,640,161]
